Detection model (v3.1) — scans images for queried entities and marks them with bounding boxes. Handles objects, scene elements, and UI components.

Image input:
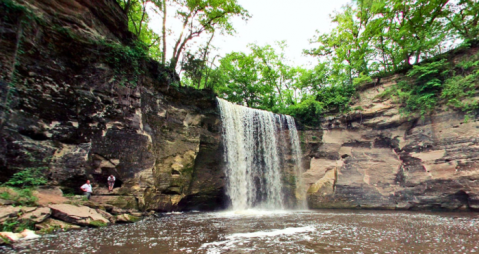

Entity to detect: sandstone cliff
[0,0,225,212]
[304,65,479,210]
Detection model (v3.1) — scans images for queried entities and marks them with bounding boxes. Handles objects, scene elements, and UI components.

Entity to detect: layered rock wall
[0,0,224,212]
[304,73,479,211]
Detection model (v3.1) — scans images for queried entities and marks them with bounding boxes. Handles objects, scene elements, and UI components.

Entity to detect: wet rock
[19,229,39,240]
[0,229,39,242]
[115,214,140,223]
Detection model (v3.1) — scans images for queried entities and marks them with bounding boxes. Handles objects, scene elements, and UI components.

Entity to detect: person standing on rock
[107,175,116,192]
[81,180,92,200]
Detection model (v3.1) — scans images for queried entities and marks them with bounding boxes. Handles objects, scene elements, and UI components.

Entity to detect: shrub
[4,167,47,188]
[283,97,323,126]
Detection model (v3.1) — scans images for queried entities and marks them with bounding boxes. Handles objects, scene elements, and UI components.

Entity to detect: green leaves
[379,52,479,116]
[210,43,308,111]
[307,0,456,83]
[116,0,249,67]
[4,167,48,188]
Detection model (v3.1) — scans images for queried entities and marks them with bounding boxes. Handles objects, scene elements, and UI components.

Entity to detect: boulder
[115,214,140,223]
[19,229,39,240]
[95,209,116,224]
[0,207,21,223]
[0,206,36,223]
[35,218,80,231]
[48,204,109,226]
[0,229,38,242]
[19,207,51,223]
[0,232,22,242]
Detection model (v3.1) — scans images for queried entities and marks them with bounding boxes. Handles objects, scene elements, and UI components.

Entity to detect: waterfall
[217,98,307,210]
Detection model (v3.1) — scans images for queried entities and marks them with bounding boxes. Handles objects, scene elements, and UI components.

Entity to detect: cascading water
[286,116,308,209]
[217,98,307,210]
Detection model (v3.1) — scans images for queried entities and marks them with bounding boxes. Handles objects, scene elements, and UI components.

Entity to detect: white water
[286,116,308,209]
[217,98,306,210]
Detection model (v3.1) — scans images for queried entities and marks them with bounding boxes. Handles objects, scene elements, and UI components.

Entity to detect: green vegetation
[1,0,26,13]
[0,235,11,244]
[188,0,479,124]
[116,0,249,69]
[38,225,62,235]
[0,188,39,206]
[2,151,50,188]
[1,218,35,233]
[128,215,142,223]
[89,220,108,227]
[101,39,149,85]
[4,167,47,188]
[0,149,48,206]
[376,52,479,116]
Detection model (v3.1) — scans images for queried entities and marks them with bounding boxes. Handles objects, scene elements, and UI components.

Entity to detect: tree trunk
[198,32,215,88]
[162,0,167,65]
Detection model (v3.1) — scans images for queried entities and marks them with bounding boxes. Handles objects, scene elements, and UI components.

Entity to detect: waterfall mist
[217,98,307,210]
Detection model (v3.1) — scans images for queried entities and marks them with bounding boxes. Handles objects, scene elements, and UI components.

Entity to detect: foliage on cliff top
[377,47,479,117]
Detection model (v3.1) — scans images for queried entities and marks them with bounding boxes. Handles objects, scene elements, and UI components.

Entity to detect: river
[2,209,478,253]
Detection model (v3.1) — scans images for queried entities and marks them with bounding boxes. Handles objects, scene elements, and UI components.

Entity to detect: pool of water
[3,209,479,253]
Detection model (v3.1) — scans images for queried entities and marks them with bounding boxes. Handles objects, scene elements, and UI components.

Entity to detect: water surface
[3,210,479,253]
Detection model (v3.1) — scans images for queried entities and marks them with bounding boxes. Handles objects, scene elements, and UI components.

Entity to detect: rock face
[304,74,479,211]
[0,0,223,212]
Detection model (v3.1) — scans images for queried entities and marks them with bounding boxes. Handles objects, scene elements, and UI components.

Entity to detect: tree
[209,43,306,111]
[116,0,249,69]
[167,0,249,70]
[446,0,479,42]
[306,0,451,80]
[117,0,163,59]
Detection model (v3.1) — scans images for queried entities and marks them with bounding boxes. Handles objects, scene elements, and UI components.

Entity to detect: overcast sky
[149,0,351,68]
[212,0,351,67]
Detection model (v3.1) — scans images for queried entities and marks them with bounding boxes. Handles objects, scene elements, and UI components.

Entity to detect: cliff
[0,0,224,212]
[304,53,479,210]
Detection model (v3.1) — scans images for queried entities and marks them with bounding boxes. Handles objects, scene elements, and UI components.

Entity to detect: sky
[149,0,352,68]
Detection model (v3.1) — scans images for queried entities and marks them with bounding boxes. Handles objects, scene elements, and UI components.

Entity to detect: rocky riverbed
[0,186,146,244]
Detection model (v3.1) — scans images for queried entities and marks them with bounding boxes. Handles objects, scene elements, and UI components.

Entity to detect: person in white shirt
[107,175,116,192]
[80,180,92,200]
